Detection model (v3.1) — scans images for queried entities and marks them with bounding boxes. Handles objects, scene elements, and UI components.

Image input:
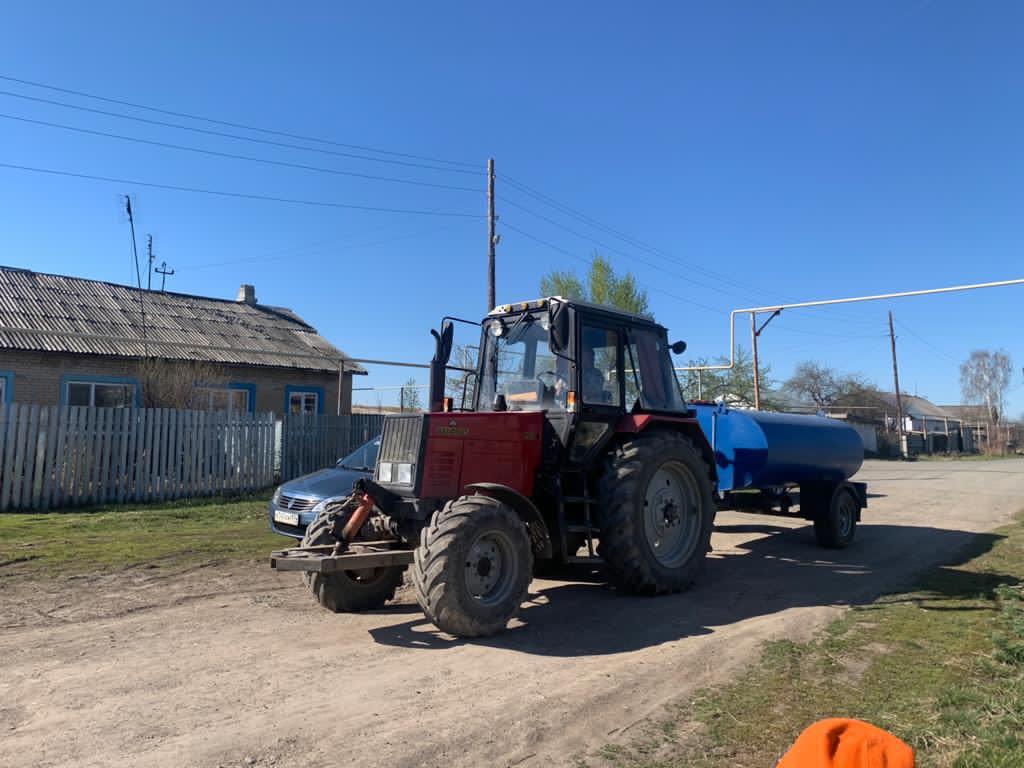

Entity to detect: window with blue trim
[287,388,322,415]
[196,383,254,413]
[64,378,137,407]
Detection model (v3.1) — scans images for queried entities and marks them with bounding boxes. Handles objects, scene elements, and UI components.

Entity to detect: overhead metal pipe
[678,277,1024,373]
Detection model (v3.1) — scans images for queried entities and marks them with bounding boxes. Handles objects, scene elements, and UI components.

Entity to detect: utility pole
[146,235,155,291]
[487,157,496,311]
[155,261,175,291]
[888,310,905,459]
[750,309,781,410]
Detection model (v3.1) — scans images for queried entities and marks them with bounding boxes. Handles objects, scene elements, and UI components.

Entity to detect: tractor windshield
[478,311,567,412]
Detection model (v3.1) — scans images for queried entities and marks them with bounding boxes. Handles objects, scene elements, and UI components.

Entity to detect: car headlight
[311,495,348,515]
[271,487,282,504]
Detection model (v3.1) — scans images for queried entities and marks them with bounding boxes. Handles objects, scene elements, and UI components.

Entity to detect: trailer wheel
[598,430,715,595]
[812,485,859,549]
[413,494,533,637]
[301,509,406,613]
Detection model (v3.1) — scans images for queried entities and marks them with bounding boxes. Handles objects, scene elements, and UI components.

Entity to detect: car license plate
[274,509,300,526]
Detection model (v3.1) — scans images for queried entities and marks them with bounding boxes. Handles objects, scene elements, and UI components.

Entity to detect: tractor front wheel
[301,508,406,613]
[598,430,715,594]
[413,494,533,637]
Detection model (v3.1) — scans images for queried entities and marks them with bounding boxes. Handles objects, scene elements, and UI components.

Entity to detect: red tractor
[271,297,864,636]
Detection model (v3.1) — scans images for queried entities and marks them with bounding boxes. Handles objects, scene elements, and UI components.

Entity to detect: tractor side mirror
[670,340,687,355]
[549,302,570,353]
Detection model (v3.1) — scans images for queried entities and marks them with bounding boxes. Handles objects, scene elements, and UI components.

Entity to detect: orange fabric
[776,719,914,768]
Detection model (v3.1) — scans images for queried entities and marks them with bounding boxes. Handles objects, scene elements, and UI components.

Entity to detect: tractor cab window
[579,326,622,407]
[479,311,566,412]
[625,327,687,412]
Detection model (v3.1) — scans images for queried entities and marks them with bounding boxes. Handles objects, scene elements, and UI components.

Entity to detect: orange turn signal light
[566,390,577,411]
[442,397,453,412]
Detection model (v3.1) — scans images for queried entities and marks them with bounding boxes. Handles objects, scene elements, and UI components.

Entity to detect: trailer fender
[464,482,553,559]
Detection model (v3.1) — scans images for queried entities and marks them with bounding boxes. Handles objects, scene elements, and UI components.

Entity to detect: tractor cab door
[566,318,625,465]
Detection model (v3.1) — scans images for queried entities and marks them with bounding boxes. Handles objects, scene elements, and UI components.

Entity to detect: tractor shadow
[369,522,1005,656]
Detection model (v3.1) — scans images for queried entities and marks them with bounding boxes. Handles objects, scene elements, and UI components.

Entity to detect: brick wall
[0,350,354,414]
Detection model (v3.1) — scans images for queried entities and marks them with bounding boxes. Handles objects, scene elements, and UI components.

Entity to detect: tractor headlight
[378,461,413,484]
[395,462,413,485]
[378,462,393,482]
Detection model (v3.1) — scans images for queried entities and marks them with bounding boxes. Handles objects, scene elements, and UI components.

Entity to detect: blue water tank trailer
[690,402,867,548]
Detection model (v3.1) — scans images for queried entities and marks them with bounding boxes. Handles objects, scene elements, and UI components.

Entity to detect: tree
[784,362,884,409]
[136,358,225,409]
[960,349,1012,452]
[540,253,649,315]
[400,377,422,412]
[677,347,777,409]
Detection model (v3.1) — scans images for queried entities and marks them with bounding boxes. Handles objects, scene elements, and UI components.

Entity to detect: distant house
[0,266,364,414]
[873,393,973,454]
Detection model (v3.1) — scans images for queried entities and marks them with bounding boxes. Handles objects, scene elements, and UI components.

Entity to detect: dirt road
[2,459,1022,768]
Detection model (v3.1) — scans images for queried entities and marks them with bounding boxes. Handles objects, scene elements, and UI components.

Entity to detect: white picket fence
[0,405,276,511]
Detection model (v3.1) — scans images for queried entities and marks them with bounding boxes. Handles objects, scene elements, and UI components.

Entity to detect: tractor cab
[435,297,690,466]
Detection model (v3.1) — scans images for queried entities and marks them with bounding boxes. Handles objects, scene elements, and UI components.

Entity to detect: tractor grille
[376,414,426,482]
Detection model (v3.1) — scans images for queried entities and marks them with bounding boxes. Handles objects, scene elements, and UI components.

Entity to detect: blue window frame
[60,374,141,407]
[284,385,324,415]
[0,371,12,405]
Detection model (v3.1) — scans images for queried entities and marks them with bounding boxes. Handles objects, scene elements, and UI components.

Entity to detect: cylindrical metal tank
[690,403,864,491]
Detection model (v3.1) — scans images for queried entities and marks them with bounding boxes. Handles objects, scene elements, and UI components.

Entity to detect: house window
[289,391,319,414]
[197,386,251,413]
[65,380,136,408]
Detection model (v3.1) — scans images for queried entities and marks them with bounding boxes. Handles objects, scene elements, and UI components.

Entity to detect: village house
[0,266,364,414]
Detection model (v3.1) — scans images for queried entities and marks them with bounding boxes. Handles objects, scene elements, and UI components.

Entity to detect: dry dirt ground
[2,459,1023,768]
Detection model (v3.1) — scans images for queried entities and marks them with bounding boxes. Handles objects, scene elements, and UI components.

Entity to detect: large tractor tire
[598,430,715,595]
[413,494,533,637]
[811,484,859,549]
[301,508,406,613]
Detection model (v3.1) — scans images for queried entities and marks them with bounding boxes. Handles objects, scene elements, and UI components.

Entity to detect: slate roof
[0,266,364,373]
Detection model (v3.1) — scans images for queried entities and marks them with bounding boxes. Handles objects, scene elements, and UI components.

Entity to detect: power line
[0,161,484,218]
[895,318,961,364]
[0,112,481,193]
[498,219,726,316]
[191,220,471,270]
[500,172,879,328]
[0,89,479,176]
[0,73,478,169]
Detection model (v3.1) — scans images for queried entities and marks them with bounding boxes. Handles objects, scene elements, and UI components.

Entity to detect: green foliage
[0,494,280,578]
[676,346,777,408]
[539,253,649,315]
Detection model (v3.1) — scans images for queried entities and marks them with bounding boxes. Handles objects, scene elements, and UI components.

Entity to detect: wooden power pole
[487,158,496,311]
[888,310,905,458]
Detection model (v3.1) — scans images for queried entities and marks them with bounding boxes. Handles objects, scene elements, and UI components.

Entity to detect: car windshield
[337,437,381,470]
[478,311,566,412]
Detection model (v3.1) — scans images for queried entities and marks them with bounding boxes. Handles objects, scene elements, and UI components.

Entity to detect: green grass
[0,494,286,578]
[579,512,1024,768]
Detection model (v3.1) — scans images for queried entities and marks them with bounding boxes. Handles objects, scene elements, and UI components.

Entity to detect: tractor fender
[615,413,718,483]
[464,482,553,559]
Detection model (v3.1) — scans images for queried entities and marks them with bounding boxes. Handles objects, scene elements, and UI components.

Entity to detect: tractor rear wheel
[301,508,406,613]
[598,430,715,595]
[413,494,533,637]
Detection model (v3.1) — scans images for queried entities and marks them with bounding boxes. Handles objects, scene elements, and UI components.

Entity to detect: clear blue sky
[2,2,1022,413]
